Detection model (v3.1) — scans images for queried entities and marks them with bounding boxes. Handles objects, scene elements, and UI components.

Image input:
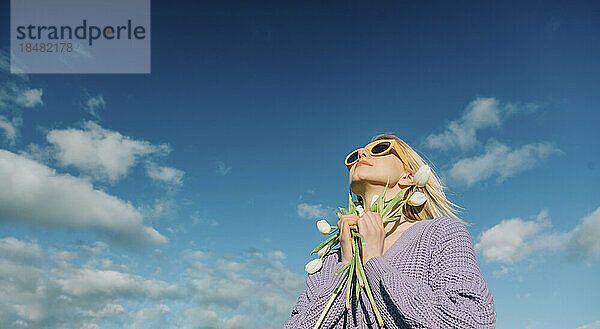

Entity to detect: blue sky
[1,1,599,328]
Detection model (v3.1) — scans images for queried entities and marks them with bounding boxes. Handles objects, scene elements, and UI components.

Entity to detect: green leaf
[335,262,351,276]
[311,233,338,254]
[380,179,391,212]
[382,186,409,217]
[338,207,348,216]
[329,236,339,249]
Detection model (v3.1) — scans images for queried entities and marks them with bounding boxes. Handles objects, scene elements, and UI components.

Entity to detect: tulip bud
[356,205,365,217]
[316,219,332,235]
[407,191,427,206]
[414,165,431,187]
[305,258,323,274]
[317,244,331,257]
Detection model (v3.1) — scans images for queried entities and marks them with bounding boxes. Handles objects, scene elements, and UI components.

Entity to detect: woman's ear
[399,172,414,186]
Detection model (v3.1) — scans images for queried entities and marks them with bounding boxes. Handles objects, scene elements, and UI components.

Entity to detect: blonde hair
[357,133,469,226]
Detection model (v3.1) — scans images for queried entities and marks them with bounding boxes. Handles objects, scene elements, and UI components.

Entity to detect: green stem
[352,237,363,308]
[345,258,355,310]
[351,237,364,288]
[357,253,385,327]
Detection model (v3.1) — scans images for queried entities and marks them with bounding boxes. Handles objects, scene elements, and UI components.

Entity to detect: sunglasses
[345,139,408,170]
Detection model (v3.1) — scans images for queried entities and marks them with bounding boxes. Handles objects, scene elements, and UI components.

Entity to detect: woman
[283,134,496,329]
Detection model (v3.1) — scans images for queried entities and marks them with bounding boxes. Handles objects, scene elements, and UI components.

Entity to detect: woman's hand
[337,214,359,265]
[357,211,385,264]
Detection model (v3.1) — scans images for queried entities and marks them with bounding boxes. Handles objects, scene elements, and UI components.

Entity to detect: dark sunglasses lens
[371,141,391,154]
[346,151,359,164]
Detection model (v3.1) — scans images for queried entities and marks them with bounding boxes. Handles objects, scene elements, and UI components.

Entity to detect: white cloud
[0,238,304,329]
[567,207,600,261]
[0,238,181,329]
[424,97,538,151]
[81,324,101,329]
[180,248,304,329]
[146,162,184,186]
[49,241,108,261]
[57,42,93,68]
[0,82,43,110]
[215,161,231,175]
[128,304,171,329]
[15,88,43,108]
[0,48,29,76]
[85,303,124,318]
[0,237,43,263]
[448,138,562,186]
[475,208,600,265]
[57,268,180,298]
[525,320,540,329]
[0,49,9,73]
[492,265,510,278]
[47,121,171,182]
[0,115,19,145]
[0,149,167,246]
[167,224,188,234]
[0,79,43,144]
[139,197,178,219]
[475,211,558,264]
[576,320,600,329]
[18,143,54,164]
[190,211,218,226]
[81,91,106,119]
[426,97,501,151]
[297,203,332,219]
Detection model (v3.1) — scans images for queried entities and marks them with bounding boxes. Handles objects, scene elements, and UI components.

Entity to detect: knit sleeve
[282,249,350,329]
[362,217,496,328]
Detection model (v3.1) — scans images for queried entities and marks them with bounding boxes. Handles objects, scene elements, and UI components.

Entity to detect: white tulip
[317,244,331,257]
[305,258,323,274]
[407,191,427,206]
[316,219,332,235]
[356,205,365,217]
[414,165,431,187]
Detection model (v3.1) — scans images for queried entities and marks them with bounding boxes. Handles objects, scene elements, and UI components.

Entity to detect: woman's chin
[351,175,389,188]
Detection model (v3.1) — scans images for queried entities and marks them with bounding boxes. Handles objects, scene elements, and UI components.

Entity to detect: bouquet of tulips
[305,165,432,329]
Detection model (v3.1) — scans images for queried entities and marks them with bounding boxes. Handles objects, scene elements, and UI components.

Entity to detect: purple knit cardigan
[283,216,496,328]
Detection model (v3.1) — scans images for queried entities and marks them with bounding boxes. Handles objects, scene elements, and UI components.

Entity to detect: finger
[369,213,385,235]
[361,211,375,230]
[356,214,367,232]
[339,214,360,222]
[362,212,382,235]
[340,217,358,229]
[365,211,383,227]
[340,218,357,240]
[340,218,349,238]
[371,211,384,230]
[341,219,353,255]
